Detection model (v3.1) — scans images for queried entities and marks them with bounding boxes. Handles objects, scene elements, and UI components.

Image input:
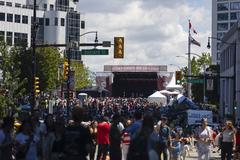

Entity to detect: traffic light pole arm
[36,43,111,48]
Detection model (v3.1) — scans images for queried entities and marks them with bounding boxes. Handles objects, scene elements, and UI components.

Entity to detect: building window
[55,17,58,26]
[6,2,12,7]
[0,1,4,5]
[230,22,235,27]
[22,15,28,24]
[7,14,13,22]
[45,18,49,26]
[15,14,21,23]
[0,12,5,21]
[230,2,240,10]
[15,3,21,8]
[38,18,44,25]
[14,33,28,46]
[217,32,225,39]
[0,31,4,41]
[61,18,65,26]
[6,32,12,45]
[44,4,47,10]
[217,23,228,31]
[50,4,54,10]
[217,3,229,11]
[218,13,228,21]
[81,21,85,29]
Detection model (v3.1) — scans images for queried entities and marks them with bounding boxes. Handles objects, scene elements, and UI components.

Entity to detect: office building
[0,0,85,60]
[219,21,240,122]
[212,0,240,64]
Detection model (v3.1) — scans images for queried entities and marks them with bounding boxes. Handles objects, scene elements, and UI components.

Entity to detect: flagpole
[188,20,192,99]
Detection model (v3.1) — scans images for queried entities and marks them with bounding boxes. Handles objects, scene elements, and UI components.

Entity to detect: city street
[186,148,221,160]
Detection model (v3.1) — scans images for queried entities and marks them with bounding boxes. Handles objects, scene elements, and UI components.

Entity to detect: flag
[190,36,201,47]
[189,20,197,34]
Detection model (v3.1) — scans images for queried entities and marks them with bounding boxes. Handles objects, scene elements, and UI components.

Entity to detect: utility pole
[188,20,192,99]
[32,0,37,112]
[66,43,71,117]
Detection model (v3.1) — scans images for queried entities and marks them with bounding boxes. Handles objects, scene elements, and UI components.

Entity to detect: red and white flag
[189,20,197,34]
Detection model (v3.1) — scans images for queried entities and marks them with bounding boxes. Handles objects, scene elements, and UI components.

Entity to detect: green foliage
[0,41,27,117]
[19,47,63,93]
[71,60,92,90]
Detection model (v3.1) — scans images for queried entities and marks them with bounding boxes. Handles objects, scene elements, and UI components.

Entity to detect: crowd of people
[0,97,240,160]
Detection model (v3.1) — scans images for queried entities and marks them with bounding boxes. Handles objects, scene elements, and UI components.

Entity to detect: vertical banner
[207,79,214,91]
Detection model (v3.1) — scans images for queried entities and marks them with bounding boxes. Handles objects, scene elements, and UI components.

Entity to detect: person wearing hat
[194,118,213,160]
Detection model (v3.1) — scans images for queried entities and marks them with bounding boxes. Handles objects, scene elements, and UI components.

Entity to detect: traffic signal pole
[32,0,37,112]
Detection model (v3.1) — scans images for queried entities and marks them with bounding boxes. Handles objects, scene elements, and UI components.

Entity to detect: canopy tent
[148,91,167,106]
[159,90,172,95]
[166,73,183,90]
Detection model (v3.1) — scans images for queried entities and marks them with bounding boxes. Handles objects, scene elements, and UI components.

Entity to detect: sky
[77,0,211,72]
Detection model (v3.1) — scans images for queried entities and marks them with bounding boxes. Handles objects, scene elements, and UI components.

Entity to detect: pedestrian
[195,118,212,160]
[170,132,181,160]
[125,111,142,139]
[121,119,131,160]
[0,117,15,160]
[96,116,110,160]
[127,114,159,160]
[89,121,98,160]
[15,119,40,160]
[220,120,236,160]
[158,116,171,160]
[63,107,92,160]
[109,114,122,160]
[235,125,240,160]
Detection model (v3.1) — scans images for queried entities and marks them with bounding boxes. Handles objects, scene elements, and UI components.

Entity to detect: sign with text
[81,49,109,55]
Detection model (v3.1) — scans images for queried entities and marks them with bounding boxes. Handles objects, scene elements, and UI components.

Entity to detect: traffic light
[34,76,40,95]
[63,60,69,80]
[175,71,182,85]
[114,37,124,58]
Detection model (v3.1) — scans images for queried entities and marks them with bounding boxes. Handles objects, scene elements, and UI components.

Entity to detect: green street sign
[187,79,204,84]
[81,49,109,55]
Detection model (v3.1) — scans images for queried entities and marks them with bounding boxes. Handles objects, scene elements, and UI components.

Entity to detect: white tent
[166,73,183,90]
[159,90,172,95]
[148,91,167,106]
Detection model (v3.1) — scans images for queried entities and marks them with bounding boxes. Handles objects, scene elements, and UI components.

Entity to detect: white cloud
[78,0,211,72]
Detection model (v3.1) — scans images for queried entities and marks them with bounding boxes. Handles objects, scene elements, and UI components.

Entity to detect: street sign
[187,79,204,84]
[81,49,109,55]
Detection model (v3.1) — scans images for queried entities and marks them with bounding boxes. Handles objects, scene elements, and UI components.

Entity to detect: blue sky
[78,0,212,72]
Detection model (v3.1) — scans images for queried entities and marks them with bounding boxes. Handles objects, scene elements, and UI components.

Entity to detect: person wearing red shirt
[97,117,110,160]
[235,126,240,159]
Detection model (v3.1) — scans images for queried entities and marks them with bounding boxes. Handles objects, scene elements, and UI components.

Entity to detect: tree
[19,47,63,93]
[0,41,27,117]
[71,60,92,90]
[182,53,211,103]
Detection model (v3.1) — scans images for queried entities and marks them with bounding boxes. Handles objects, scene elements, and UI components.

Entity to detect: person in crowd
[109,114,122,160]
[89,121,98,160]
[15,119,40,160]
[63,107,92,160]
[220,120,236,160]
[194,118,212,160]
[122,119,131,160]
[170,132,181,160]
[96,116,110,160]
[125,111,143,139]
[43,114,55,160]
[235,125,240,160]
[51,117,65,160]
[0,117,15,160]
[158,116,171,160]
[127,114,159,160]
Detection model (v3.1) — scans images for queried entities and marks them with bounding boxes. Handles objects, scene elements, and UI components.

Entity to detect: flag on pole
[190,36,201,47]
[189,20,197,34]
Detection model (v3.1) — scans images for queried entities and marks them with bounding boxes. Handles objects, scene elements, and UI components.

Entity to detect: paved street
[186,148,221,160]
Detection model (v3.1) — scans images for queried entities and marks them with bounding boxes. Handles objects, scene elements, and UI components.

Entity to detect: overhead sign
[104,65,168,72]
[187,79,204,84]
[81,49,109,55]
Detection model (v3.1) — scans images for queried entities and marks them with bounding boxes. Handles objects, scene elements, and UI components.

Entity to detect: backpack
[127,133,149,160]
